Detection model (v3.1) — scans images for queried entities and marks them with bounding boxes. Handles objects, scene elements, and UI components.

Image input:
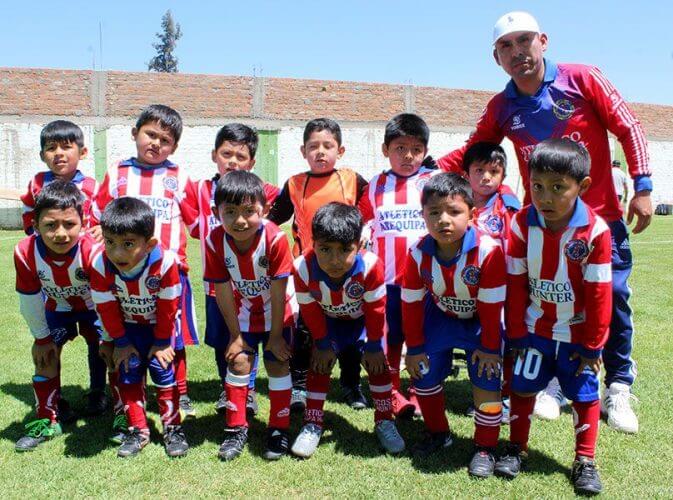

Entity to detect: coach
[438,11,652,434]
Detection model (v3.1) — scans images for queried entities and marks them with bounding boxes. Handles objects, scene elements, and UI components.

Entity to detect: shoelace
[575,460,598,481]
[123,429,147,447]
[224,428,247,447]
[25,418,53,438]
[166,426,186,443]
[378,421,401,441]
[608,391,638,411]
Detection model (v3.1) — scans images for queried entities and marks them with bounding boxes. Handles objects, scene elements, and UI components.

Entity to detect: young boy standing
[90,197,189,458]
[92,105,198,417]
[496,139,611,495]
[402,173,506,478]
[290,202,405,459]
[204,171,294,461]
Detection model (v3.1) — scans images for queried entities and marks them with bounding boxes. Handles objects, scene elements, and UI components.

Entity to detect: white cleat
[534,378,568,420]
[602,382,639,434]
[291,423,323,458]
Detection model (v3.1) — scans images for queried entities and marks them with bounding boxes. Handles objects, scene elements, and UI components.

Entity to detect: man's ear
[493,48,501,67]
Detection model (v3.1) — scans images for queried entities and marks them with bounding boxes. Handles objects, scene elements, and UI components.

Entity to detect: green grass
[1,218,672,498]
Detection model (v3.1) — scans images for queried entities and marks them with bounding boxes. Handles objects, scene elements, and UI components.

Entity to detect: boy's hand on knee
[150,344,175,370]
[225,336,250,363]
[311,348,336,375]
[265,336,291,362]
[363,350,386,376]
[472,350,502,380]
[405,352,429,380]
[570,352,602,376]
[32,340,57,370]
[113,345,140,372]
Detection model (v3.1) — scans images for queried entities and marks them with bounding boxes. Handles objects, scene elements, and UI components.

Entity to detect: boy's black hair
[135,104,183,143]
[312,202,363,246]
[33,180,84,223]
[40,120,85,150]
[384,113,430,147]
[303,118,342,146]
[421,172,474,209]
[214,123,259,158]
[528,138,590,182]
[462,142,507,173]
[100,197,155,239]
[214,170,266,208]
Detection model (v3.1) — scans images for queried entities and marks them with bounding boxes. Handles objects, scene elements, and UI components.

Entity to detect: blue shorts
[238,327,293,362]
[321,317,383,354]
[386,285,404,345]
[45,310,102,347]
[511,336,600,403]
[117,323,176,388]
[175,271,199,349]
[205,295,230,349]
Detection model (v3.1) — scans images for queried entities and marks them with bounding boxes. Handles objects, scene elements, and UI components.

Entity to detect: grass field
[0,218,672,498]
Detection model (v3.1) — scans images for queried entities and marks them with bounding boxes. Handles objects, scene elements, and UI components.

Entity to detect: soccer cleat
[218,426,248,461]
[407,387,423,417]
[375,419,405,454]
[15,419,62,452]
[84,389,110,417]
[57,398,77,424]
[468,447,496,478]
[391,390,415,419]
[290,388,307,413]
[343,385,368,410]
[501,397,511,425]
[179,394,196,419]
[263,428,290,461]
[291,423,323,458]
[533,378,568,420]
[117,427,150,458]
[412,431,453,458]
[246,389,259,416]
[571,456,603,495]
[215,390,227,415]
[164,425,189,458]
[110,414,128,444]
[602,382,639,434]
[494,444,526,479]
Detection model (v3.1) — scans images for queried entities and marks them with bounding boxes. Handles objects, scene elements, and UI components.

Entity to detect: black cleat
[412,432,454,458]
[218,426,248,461]
[343,386,368,410]
[84,389,110,417]
[117,427,149,458]
[468,447,496,478]
[262,428,290,461]
[571,456,603,495]
[57,398,77,424]
[215,390,227,415]
[164,425,189,458]
[15,419,62,452]
[494,444,525,479]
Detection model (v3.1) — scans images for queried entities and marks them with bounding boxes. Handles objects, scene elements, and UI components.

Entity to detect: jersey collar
[43,170,85,184]
[105,245,163,281]
[35,234,80,262]
[309,250,365,292]
[504,58,557,99]
[528,198,590,229]
[120,158,177,170]
[418,226,478,266]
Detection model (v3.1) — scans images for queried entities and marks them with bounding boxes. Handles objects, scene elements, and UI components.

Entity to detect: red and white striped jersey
[473,185,521,248]
[506,201,612,355]
[401,227,506,353]
[89,245,181,344]
[21,170,98,234]
[182,176,280,296]
[204,220,294,333]
[92,159,192,269]
[359,167,438,286]
[293,249,386,345]
[14,233,98,312]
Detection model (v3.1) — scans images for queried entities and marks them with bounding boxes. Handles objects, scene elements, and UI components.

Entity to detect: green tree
[148,10,182,73]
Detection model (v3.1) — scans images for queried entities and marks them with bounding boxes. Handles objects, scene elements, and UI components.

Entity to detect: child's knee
[229,352,253,375]
[265,359,289,377]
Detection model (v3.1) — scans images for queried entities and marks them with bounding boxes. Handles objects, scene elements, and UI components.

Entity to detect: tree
[148,10,182,73]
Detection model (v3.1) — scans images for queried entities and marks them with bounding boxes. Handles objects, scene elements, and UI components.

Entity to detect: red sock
[225,371,250,428]
[509,393,535,451]
[501,355,514,399]
[573,400,600,460]
[268,374,292,430]
[108,371,124,416]
[415,385,449,433]
[304,370,330,426]
[33,376,60,423]
[174,348,188,396]
[156,385,181,427]
[386,343,403,392]
[368,370,393,423]
[120,381,148,431]
[474,408,502,449]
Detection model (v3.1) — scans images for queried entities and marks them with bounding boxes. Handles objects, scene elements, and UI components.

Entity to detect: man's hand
[570,352,602,376]
[265,335,291,362]
[405,352,430,380]
[471,350,502,380]
[149,344,175,370]
[88,224,103,243]
[113,345,140,372]
[32,340,57,370]
[225,336,250,364]
[627,191,653,234]
[311,347,336,375]
[363,350,386,376]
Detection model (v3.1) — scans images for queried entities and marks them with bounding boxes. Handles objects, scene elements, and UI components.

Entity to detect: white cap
[493,11,540,44]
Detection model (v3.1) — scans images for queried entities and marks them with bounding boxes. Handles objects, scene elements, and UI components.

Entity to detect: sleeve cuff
[633,175,653,193]
[578,346,603,359]
[364,340,383,353]
[114,336,131,348]
[406,344,425,356]
[315,337,333,351]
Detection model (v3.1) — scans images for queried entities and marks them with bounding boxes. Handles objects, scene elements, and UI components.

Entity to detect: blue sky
[3,0,673,104]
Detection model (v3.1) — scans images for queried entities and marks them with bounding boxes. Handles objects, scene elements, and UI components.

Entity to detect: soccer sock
[86,342,107,392]
[368,371,393,424]
[120,382,148,431]
[225,371,250,428]
[573,400,600,460]
[415,385,450,434]
[108,371,124,416]
[501,355,514,399]
[249,354,259,391]
[509,393,536,451]
[303,370,330,427]
[474,407,502,449]
[156,385,181,427]
[174,348,188,396]
[214,349,228,383]
[386,343,403,392]
[268,374,292,430]
[32,375,60,424]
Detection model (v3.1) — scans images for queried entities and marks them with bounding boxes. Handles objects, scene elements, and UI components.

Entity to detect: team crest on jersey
[75,267,89,282]
[553,99,575,120]
[37,269,47,281]
[145,275,161,291]
[565,239,589,262]
[258,256,269,269]
[461,265,481,286]
[484,214,504,233]
[163,176,178,192]
[345,281,365,300]
[224,257,234,269]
